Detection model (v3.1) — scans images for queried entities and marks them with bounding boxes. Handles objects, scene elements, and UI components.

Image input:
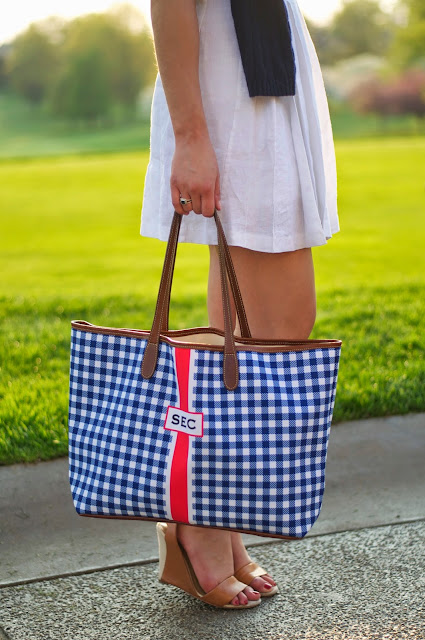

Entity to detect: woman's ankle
[176,526,234,593]
[230,532,251,571]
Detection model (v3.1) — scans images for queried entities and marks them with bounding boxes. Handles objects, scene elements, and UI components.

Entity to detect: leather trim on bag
[71,320,342,352]
[79,513,302,540]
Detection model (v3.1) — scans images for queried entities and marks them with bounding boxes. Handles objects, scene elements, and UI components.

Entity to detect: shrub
[349,68,425,117]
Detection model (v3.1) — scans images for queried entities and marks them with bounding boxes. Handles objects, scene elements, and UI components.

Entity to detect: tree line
[0,0,424,122]
[308,0,425,120]
[1,5,156,121]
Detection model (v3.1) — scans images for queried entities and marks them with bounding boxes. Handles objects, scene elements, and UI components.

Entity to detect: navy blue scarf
[230,0,296,97]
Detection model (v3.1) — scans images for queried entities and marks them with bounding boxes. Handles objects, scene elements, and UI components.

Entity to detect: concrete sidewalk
[0,412,424,639]
[1,412,424,586]
[1,521,424,640]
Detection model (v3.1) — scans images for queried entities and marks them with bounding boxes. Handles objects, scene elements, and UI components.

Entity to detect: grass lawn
[0,92,151,160]
[329,103,425,140]
[1,138,425,464]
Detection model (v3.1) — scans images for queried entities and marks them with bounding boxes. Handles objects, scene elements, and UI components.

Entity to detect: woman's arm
[151,0,220,217]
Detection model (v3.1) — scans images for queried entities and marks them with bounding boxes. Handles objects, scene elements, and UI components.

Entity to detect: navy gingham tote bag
[68,213,342,539]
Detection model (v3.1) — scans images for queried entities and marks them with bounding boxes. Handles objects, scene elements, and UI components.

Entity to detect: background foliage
[1,0,425,126]
[3,5,156,122]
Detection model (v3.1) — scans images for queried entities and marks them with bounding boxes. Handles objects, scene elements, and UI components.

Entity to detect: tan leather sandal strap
[235,562,267,585]
[202,576,248,608]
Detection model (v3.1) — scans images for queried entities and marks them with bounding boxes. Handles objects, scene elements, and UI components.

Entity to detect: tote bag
[68,212,341,539]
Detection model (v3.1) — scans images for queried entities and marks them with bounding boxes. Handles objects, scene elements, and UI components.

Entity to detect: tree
[391,0,425,68]
[0,45,10,90]
[305,1,397,65]
[4,8,157,121]
[400,0,425,19]
[304,19,335,66]
[329,0,396,62]
[6,25,59,103]
[349,68,425,117]
[58,11,155,110]
[50,48,112,120]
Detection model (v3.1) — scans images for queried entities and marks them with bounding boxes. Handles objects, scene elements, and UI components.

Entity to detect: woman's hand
[171,134,221,217]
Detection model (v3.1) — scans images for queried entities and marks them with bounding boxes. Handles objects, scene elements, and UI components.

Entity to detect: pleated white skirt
[140,0,339,253]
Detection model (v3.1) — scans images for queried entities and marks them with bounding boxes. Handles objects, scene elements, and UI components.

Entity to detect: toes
[231,589,261,607]
[251,577,267,592]
[251,577,274,593]
[262,574,277,587]
[244,587,261,601]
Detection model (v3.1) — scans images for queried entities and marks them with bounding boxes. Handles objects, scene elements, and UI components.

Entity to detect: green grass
[329,103,425,139]
[0,92,151,159]
[1,138,425,464]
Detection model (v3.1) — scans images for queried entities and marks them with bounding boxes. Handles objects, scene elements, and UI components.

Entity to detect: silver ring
[179,197,192,206]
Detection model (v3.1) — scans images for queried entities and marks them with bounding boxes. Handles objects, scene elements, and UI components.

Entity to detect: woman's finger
[179,192,193,213]
[201,188,215,217]
[173,181,194,214]
[191,193,202,215]
[171,184,188,215]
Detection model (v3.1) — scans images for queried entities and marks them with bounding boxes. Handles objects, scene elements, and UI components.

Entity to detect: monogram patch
[164,406,204,437]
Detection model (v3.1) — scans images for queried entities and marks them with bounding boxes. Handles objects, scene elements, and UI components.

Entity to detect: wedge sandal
[157,523,261,609]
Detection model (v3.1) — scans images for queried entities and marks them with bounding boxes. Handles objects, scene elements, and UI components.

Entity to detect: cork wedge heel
[156,523,261,609]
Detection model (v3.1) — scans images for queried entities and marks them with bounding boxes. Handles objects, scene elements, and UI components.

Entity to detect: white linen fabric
[140,0,340,253]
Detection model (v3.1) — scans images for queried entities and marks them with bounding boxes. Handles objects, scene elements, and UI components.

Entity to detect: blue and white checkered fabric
[68,327,340,538]
[69,329,176,518]
[190,349,340,538]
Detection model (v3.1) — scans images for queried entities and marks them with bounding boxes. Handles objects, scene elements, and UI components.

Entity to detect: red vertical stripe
[175,348,190,412]
[169,348,191,522]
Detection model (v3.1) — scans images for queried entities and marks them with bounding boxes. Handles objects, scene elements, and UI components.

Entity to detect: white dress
[140,0,339,253]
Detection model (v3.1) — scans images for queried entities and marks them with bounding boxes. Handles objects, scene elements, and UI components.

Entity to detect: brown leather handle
[160,215,251,339]
[141,211,250,390]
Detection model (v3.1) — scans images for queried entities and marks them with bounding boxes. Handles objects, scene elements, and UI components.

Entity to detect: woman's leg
[216,244,316,589]
[207,245,316,340]
[179,244,316,599]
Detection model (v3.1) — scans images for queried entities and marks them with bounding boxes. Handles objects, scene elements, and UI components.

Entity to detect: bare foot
[177,525,261,607]
[231,532,277,594]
